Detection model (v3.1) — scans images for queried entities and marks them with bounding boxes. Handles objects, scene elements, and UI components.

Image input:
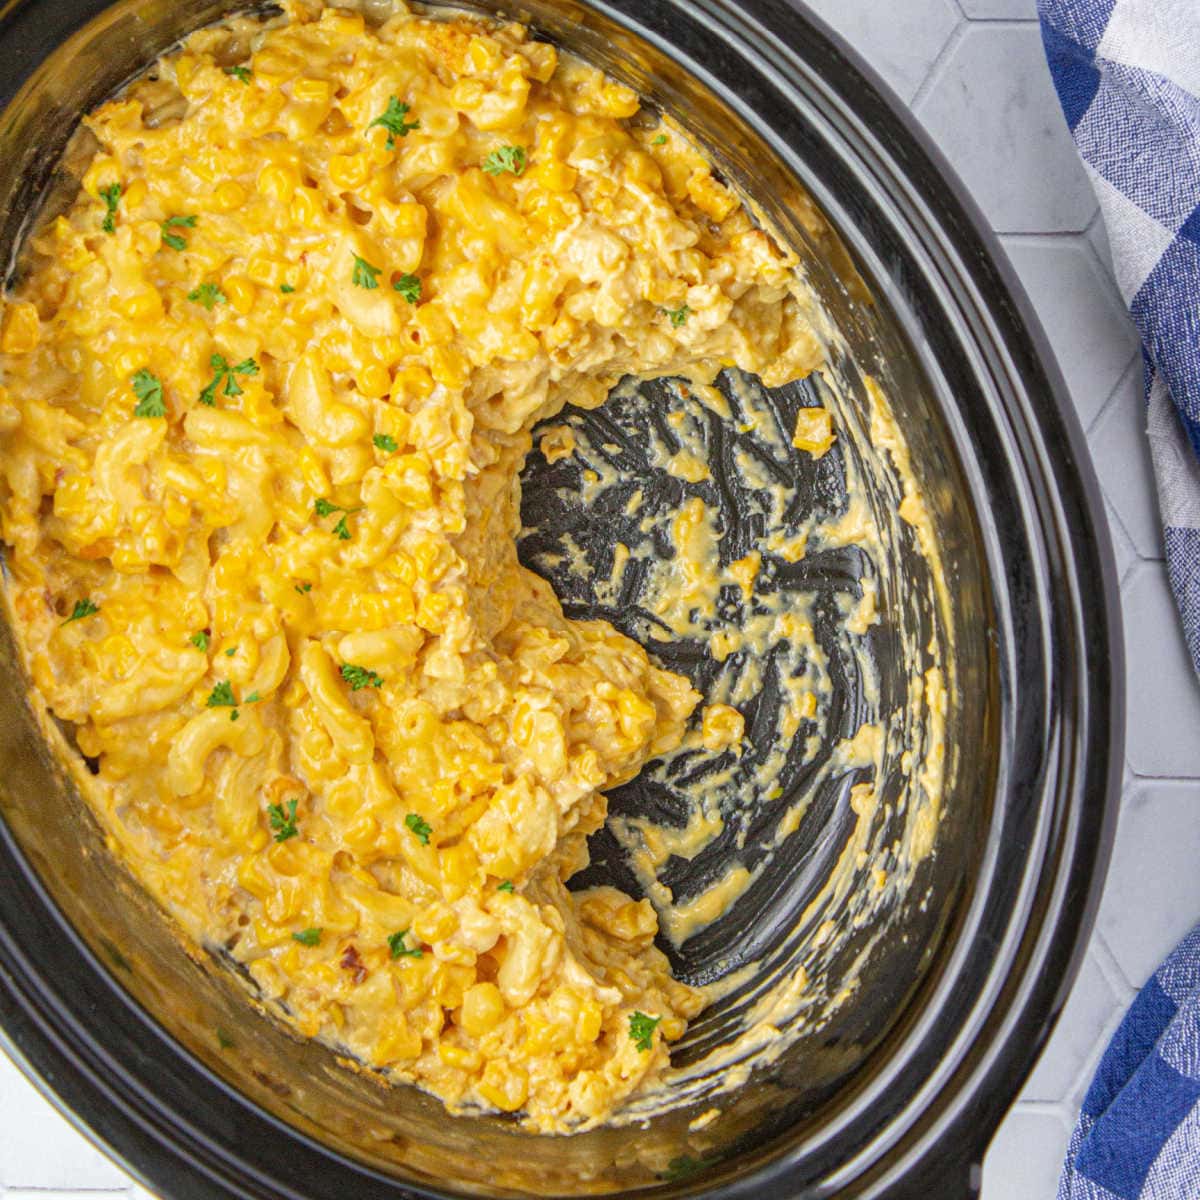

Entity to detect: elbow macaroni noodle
[0,0,823,1130]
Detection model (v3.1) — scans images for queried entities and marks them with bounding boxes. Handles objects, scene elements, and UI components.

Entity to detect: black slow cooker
[0,0,1121,1196]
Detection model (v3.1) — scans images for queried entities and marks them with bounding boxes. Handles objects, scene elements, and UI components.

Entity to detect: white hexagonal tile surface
[1123,564,1200,778]
[1021,952,1130,1103]
[916,25,1098,232]
[1097,781,1200,989]
[799,0,961,102]
[1002,236,1140,429]
[982,1107,1073,1200]
[959,0,1037,16]
[1089,359,1164,559]
[0,1051,129,1192]
[1105,498,1139,583]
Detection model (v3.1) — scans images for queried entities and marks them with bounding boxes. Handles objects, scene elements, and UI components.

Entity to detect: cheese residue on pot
[0,0,949,1140]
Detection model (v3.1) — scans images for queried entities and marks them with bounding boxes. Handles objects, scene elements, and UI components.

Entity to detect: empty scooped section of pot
[517,346,950,1101]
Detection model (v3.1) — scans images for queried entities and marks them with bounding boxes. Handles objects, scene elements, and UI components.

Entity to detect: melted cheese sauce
[0,0,950,1139]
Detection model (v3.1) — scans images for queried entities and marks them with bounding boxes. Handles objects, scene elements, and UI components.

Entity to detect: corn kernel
[292,77,334,105]
[290,186,323,226]
[433,964,475,1009]
[246,256,286,288]
[224,276,256,314]
[119,181,148,215]
[450,78,485,110]
[357,363,391,399]
[477,1061,527,1112]
[212,180,246,213]
[113,348,144,378]
[319,10,364,36]
[0,303,39,354]
[391,364,435,402]
[531,159,577,193]
[440,842,478,899]
[329,153,371,191]
[467,36,501,71]
[257,163,297,202]
[390,202,427,237]
[686,168,737,221]
[429,345,469,389]
[727,551,761,599]
[373,1016,423,1065]
[416,591,454,633]
[163,493,191,529]
[438,1041,482,1071]
[297,446,329,497]
[792,407,835,458]
[701,703,745,752]
[660,1016,686,1041]
[413,904,456,944]
[82,156,119,199]
[96,634,137,680]
[116,290,163,321]
[53,475,89,517]
[174,53,199,93]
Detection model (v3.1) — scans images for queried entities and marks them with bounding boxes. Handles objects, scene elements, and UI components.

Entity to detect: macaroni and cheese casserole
[0,0,823,1131]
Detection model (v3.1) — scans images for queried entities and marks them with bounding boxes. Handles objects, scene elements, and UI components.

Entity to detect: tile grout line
[1092,928,1142,998]
[1085,349,1143,438]
[958,15,1041,24]
[1001,228,1099,244]
[908,19,970,114]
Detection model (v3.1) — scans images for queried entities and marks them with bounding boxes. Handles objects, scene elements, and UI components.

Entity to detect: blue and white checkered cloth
[1038,3,1200,1196]
[1040,0,1200,674]
[1056,929,1200,1199]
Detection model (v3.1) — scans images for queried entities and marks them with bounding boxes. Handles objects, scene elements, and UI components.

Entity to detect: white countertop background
[0,1,1192,1196]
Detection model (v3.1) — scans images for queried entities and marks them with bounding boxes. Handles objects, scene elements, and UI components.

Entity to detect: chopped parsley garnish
[629,1011,661,1052]
[405,812,432,845]
[62,598,100,625]
[664,304,691,328]
[161,214,197,251]
[268,797,299,842]
[497,880,515,893]
[373,433,398,453]
[294,581,312,594]
[99,183,122,233]
[280,283,295,293]
[292,927,321,946]
[392,273,421,304]
[312,498,362,538]
[226,65,252,84]
[189,630,209,651]
[216,1028,235,1049]
[224,646,237,656]
[230,710,240,721]
[351,254,382,290]
[388,929,423,959]
[188,282,227,310]
[368,96,419,149]
[199,353,259,406]
[205,680,236,708]
[341,662,383,691]
[660,1155,719,1183]
[131,369,166,417]
[652,134,667,145]
[482,145,526,177]
[244,691,261,703]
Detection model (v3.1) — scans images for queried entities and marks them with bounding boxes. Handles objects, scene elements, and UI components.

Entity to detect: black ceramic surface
[0,0,1121,1197]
